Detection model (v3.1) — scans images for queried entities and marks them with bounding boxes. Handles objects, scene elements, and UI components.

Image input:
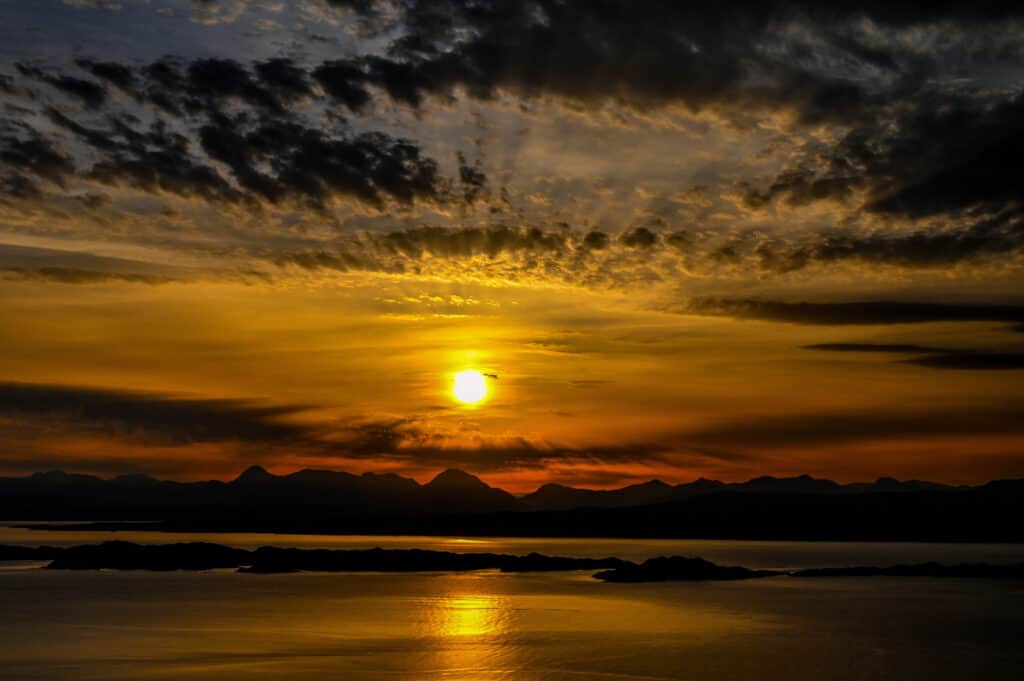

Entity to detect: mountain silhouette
[0,466,523,520]
[671,477,727,498]
[522,480,675,510]
[735,474,842,495]
[421,469,523,513]
[234,465,275,484]
[1,467,1020,541]
[520,474,958,510]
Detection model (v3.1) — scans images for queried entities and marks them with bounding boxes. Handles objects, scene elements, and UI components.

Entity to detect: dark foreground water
[1,532,1023,680]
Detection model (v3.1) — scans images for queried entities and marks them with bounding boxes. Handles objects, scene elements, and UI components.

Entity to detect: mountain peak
[679,477,725,489]
[29,470,99,484]
[632,479,670,489]
[537,482,574,492]
[234,465,275,484]
[427,468,487,488]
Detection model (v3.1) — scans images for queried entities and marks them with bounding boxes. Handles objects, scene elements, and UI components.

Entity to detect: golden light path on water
[415,571,763,680]
[426,576,516,680]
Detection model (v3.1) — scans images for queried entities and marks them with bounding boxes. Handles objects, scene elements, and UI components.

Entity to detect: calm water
[0,569,1022,680]
[2,530,1024,680]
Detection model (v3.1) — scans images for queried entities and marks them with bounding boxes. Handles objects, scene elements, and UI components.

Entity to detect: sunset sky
[2,1,1024,491]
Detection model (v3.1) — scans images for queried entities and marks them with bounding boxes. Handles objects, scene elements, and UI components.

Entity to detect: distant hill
[520,474,965,510]
[420,468,523,513]
[1,467,1018,542]
[521,479,676,510]
[0,466,524,520]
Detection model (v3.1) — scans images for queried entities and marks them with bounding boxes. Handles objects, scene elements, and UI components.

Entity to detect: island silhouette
[2,541,1023,582]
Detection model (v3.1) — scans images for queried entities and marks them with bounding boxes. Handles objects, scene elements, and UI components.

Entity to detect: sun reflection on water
[440,594,503,638]
[425,576,518,680]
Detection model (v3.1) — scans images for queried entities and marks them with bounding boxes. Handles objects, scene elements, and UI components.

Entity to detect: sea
[1,525,1023,680]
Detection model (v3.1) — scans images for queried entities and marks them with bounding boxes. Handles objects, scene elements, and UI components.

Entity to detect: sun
[453,370,488,404]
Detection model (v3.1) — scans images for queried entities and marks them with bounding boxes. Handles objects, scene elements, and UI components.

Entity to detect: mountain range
[0,466,973,517]
[520,474,963,510]
[1,467,1019,541]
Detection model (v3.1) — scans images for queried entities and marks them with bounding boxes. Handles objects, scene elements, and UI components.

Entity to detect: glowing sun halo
[453,370,488,404]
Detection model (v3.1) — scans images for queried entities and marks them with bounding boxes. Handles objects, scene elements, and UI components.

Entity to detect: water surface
[1,568,1022,680]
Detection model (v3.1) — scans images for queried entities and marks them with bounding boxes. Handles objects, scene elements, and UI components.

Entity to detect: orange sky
[2,1,1024,490]
[2,275,1022,491]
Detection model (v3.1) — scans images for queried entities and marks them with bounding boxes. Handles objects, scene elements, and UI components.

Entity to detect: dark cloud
[253,58,314,102]
[0,173,40,198]
[382,1,827,118]
[140,58,189,114]
[0,382,307,445]
[87,119,246,203]
[62,0,123,10]
[0,123,75,185]
[280,2,1024,272]
[197,113,445,208]
[376,441,679,472]
[775,219,1024,271]
[742,89,1024,269]
[0,122,76,198]
[803,341,1024,372]
[186,58,290,112]
[620,227,658,249]
[311,60,373,112]
[749,92,1024,219]
[267,219,1024,284]
[320,419,677,471]
[39,110,447,211]
[377,225,566,259]
[74,58,137,94]
[0,381,688,471]
[274,225,571,275]
[684,403,1024,448]
[0,267,173,285]
[904,353,1024,370]
[16,63,107,109]
[27,3,1024,132]
[665,231,693,251]
[6,2,1024,278]
[803,343,952,354]
[583,231,610,250]
[275,1,1024,127]
[164,1,1024,127]
[0,243,212,286]
[689,298,1024,326]
[802,339,1024,372]
[450,2,754,104]
[456,151,487,204]
[328,419,417,457]
[274,249,373,273]
[4,55,473,210]
[98,56,302,114]
[324,0,380,12]
[43,74,107,109]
